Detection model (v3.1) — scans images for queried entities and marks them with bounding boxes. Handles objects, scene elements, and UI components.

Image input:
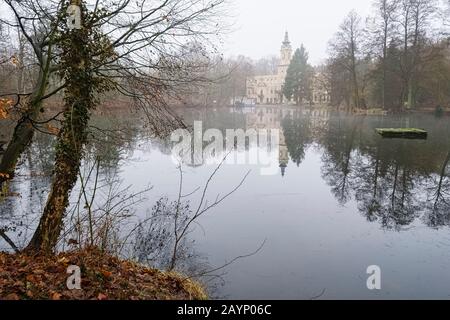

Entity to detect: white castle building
[246,32,330,106]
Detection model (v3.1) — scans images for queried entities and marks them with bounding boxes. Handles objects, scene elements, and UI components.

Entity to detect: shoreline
[0,247,207,300]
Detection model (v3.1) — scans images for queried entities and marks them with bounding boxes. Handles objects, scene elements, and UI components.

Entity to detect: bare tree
[128,158,252,276]
[0,0,228,184]
[21,0,228,253]
[253,55,279,76]
[0,0,66,181]
[396,0,438,109]
[367,0,399,109]
[328,11,365,110]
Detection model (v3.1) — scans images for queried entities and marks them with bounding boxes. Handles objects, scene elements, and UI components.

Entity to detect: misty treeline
[0,0,228,254]
[179,54,280,107]
[327,0,450,111]
[172,0,450,111]
[0,4,278,112]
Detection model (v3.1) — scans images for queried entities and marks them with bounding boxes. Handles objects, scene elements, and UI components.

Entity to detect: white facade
[246,32,330,106]
[246,32,292,105]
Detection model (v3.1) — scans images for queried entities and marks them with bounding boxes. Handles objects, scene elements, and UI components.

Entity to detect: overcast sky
[223,0,375,65]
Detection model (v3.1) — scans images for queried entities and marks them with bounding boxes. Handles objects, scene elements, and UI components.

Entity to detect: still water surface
[3,106,450,299]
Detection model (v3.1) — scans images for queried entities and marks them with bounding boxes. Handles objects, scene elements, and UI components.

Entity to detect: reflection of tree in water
[318,114,439,230]
[424,148,450,228]
[131,198,225,298]
[85,115,142,171]
[355,160,422,230]
[1,131,55,249]
[281,112,312,166]
[133,198,199,270]
[319,116,359,204]
[353,136,424,230]
[26,131,56,176]
[7,108,450,256]
[132,160,249,298]
[0,116,143,249]
[419,119,450,227]
[148,107,249,167]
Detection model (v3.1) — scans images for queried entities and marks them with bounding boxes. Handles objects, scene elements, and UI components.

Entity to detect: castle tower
[280,32,292,67]
[278,32,292,84]
[277,32,292,104]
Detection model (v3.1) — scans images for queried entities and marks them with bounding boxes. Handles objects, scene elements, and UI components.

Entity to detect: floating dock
[375,128,428,139]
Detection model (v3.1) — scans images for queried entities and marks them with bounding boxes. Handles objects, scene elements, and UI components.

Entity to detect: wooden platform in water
[375,128,428,139]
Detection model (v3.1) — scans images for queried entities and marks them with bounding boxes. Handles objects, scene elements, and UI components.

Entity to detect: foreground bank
[0,247,207,300]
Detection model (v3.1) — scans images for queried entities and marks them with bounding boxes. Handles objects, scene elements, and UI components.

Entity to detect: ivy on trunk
[27,1,114,253]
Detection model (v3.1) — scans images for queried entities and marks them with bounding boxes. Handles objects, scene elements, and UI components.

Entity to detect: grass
[0,247,207,300]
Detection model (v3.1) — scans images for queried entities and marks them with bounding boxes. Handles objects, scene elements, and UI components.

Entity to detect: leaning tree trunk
[27,6,93,253]
[0,104,39,180]
[26,99,89,253]
[0,64,49,183]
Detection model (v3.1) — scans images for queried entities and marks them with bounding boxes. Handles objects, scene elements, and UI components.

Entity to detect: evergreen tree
[283,45,312,105]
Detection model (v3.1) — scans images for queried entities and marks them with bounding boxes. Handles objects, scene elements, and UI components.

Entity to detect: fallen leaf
[52,292,62,300]
[45,124,60,135]
[0,99,12,120]
[10,55,19,66]
[13,280,25,287]
[5,293,20,300]
[0,173,10,179]
[57,257,69,264]
[101,270,112,278]
[97,293,108,300]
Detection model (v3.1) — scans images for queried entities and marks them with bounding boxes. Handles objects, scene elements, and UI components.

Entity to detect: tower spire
[280,31,292,66]
[283,31,290,45]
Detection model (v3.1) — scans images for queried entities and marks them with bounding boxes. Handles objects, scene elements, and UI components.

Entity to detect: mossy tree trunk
[26,96,90,253]
[27,2,93,253]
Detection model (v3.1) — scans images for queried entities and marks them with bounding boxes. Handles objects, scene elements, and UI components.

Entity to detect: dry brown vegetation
[0,247,207,300]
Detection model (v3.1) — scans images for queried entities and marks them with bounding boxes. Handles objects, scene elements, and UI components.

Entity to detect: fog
[224,0,374,65]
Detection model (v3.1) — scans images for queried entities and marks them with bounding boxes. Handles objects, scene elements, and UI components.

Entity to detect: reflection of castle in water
[166,106,331,176]
[245,106,330,176]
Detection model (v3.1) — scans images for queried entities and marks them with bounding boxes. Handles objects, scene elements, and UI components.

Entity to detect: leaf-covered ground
[0,247,206,300]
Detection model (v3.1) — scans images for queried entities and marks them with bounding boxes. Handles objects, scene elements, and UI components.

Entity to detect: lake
[2,106,450,299]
